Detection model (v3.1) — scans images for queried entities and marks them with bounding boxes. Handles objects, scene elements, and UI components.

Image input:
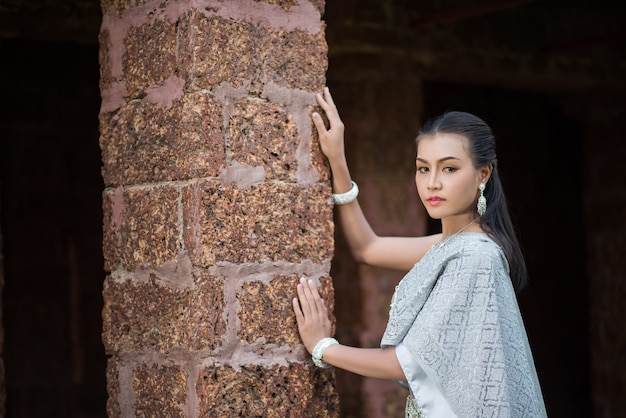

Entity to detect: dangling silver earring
[477,183,487,216]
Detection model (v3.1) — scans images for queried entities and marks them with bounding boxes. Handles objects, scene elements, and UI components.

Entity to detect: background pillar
[98,1,339,416]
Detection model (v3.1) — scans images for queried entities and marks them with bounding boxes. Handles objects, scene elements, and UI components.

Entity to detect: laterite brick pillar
[98,1,339,416]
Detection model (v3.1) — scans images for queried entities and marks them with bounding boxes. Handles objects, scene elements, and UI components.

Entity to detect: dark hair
[417,111,528,291]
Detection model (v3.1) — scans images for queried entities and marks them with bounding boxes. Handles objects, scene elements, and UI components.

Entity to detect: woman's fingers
[315,88,342,127]
[307,279,327,317]
[292,278,332,353]
[311,111,328,136]
[296,280,313,319]
[295,278,325,320]
[322,86,336,107]
[292,297,304,326]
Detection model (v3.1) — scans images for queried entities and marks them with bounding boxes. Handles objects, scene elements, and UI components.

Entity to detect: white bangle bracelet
[332,181,359,205]
[311,337,339,368]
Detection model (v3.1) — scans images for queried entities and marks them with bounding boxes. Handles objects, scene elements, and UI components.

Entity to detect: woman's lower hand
[292,277,332,354]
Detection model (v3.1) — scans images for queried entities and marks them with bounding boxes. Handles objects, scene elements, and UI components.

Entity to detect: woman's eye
[443,167,457,173]
[417,166,428,173]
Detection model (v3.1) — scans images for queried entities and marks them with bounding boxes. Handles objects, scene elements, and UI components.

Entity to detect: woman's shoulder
[419,232,505,271]
[452,233,506,264]
[459,232,499,249]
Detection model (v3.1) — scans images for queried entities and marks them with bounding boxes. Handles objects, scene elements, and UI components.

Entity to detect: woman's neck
[441,215,482,239]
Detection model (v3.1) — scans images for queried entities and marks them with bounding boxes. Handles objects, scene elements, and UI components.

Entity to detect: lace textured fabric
[381,233,547,417]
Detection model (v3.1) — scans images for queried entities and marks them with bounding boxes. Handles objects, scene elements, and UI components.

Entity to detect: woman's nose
[427,173,440,190]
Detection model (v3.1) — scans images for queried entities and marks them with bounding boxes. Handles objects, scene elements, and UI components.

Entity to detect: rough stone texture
[102,188,123,272]
[192,15,254,90]
[254,23,328,94]
[183,181,333,266]
[106,357,122,418]
[238,275,334,346]
[102,186,179,271]
[99,93,225,187]
[133,363,187,418]
[98,29,113,90]
[230,99,299,180]
[192,15,327,93]
[96,1,336,416]
[196,363,340,417]
[123,17,179,100]
[102,272,225,354]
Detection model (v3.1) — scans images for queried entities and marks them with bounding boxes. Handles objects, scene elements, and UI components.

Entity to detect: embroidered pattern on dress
[381,233,547,417]
[406,395,423,418]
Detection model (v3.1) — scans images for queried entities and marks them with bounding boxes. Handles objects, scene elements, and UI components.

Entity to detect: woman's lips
[427,196,445,206]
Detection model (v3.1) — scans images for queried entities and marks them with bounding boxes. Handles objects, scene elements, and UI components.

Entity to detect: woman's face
[415,133,488,220]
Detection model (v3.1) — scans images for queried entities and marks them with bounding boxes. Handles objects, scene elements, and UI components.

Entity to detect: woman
[292,88,547,417]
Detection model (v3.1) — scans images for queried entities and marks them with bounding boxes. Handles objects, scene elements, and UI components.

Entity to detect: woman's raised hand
[292,277,332,353]
[312,87,345,164]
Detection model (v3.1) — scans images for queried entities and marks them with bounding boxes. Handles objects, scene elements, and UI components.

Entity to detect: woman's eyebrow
[416,156,461,164]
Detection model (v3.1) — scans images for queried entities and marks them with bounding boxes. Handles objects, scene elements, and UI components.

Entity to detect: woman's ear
[479,164,493,184]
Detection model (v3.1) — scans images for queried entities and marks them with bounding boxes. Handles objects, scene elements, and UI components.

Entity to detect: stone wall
[98,0,340,416]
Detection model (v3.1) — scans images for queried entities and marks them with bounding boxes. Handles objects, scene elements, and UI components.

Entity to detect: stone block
[182,181,334,266]
[102,271,225,354]
[256,23,327,93]
[192,15,255,90]
[106,358,121,418]
[98,30,113,91]
[102,186,180,271]
[102,189,123,272]
[123,17,178,99]
[229,99,299,180]
[100,93,225,187]
[196,363,340,417]
[133,363,187,418]
[237,275,334,346]
[192,15,327,93]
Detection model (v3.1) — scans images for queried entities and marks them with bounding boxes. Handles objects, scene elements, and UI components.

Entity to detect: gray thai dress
[381,233,547,418]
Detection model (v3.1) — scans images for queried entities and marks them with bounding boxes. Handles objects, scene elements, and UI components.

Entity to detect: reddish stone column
[98,1,339,416]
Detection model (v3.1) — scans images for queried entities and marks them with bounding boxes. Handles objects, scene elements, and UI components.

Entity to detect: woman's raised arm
[312,88,440,271]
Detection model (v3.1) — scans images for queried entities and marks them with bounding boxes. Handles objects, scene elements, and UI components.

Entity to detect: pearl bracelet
[311,337,339,368]
[332,181,359,205]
